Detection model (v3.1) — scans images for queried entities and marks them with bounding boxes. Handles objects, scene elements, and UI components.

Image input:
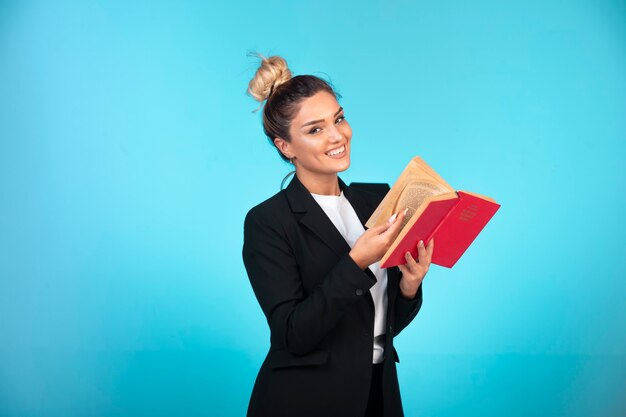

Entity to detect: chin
[335,158,351,172]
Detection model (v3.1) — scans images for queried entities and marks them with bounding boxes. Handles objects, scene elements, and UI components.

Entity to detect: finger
[426,238,434,261]
[386,207,406,227]
[370,210,404,235]
[368,222,392,235]
[417,240,428,265]
[386,210,400,226]
[383,207,408,238]
[404,250,419,271]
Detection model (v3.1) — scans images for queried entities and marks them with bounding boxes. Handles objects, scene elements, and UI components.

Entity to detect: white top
[310,189,388,364]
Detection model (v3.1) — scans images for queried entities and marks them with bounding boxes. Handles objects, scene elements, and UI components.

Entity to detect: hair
[246,52,341,173]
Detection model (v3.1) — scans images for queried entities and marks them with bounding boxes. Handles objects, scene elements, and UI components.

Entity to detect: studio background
[1,0,625,416]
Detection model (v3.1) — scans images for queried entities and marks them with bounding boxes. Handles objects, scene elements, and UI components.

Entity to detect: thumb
[369,210,403,235]
[368,222,392,235]
[382,208,408,235]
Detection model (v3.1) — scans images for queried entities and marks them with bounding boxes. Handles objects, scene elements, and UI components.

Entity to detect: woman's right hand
[349,208,408,269]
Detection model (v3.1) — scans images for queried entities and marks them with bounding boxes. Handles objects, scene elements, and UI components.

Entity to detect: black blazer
[242,174,423,417]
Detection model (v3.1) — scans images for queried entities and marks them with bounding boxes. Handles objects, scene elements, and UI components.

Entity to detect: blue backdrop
[1,1,625,416]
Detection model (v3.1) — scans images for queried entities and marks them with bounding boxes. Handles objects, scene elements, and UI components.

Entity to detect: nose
[328,125,343,142]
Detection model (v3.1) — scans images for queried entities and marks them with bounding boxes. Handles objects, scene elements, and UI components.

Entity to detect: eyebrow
[300,107,344,128]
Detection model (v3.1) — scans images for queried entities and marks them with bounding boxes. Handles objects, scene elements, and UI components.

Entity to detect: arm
[242,208,377,356]
[393,238,432,337]
[393,278,423,337]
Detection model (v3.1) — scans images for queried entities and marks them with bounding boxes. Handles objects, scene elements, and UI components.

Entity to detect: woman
[242,53,434,417]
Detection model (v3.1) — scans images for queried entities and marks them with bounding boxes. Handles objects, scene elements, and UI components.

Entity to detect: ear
[273,137,293,160]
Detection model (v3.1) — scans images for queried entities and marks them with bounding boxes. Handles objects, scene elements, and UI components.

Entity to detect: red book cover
[366,156,501,269]
[380,191,500,268]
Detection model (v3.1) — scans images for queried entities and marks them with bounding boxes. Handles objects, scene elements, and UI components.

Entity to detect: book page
[458,190,497,203]
[366,156,454,229]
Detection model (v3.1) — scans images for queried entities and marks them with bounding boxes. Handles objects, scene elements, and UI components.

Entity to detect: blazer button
[356,288,364,296]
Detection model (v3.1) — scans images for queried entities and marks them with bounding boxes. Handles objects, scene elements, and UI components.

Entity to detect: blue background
[1,0,625,416]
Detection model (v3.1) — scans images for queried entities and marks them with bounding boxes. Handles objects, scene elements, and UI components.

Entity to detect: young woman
[242,54,434,417]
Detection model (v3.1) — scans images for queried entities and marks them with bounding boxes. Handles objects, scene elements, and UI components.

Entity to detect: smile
[325,145,346,158]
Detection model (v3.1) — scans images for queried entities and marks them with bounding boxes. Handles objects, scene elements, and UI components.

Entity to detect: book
[366,156,501,268]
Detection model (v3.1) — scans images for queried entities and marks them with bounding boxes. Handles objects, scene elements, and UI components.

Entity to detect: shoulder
[244,189,290,232]
[349,182,391,195]
[348,182,390,205]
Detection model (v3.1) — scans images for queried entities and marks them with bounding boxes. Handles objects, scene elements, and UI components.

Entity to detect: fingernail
[404,207,409,216]
[419,240,424,246]
[387,213,398,224]
[405,252,410,258]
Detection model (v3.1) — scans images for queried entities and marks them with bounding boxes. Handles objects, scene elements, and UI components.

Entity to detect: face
[274,91,352,179]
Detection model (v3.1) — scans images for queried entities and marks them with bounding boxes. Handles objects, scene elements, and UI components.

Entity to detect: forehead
[293,91,340,122]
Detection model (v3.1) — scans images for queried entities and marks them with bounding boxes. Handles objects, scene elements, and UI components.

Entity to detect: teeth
[326,145,345,156]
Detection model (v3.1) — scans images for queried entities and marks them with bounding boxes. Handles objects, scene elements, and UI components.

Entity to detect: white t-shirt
[310,189,388,364]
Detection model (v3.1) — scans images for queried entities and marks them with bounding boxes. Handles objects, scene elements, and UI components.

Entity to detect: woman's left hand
[397,238,434,299]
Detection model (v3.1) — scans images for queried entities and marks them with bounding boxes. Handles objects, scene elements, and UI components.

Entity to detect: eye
[308,115,346,134]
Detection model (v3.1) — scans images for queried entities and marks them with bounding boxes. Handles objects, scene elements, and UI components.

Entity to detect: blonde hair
[247,52,293,104]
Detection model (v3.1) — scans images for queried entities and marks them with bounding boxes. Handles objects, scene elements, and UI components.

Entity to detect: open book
[366,156,501,268]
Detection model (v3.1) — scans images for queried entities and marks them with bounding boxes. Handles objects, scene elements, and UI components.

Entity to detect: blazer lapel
[283,174,372,258]
[340,178,375,229]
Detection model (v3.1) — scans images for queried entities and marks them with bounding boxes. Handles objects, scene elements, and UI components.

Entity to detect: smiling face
[274,91,352,189]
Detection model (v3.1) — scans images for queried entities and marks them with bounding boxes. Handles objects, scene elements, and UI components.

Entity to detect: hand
[398,238,434,299]
[349,208,408,269]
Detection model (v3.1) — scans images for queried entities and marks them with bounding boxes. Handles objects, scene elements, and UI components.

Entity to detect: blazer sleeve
[393,279,423,337]
[243,207,378,356]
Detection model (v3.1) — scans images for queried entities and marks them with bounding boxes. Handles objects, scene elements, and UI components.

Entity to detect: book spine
[424,194,461,247]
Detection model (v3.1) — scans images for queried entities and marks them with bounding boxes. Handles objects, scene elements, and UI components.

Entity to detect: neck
[296,170,341,196]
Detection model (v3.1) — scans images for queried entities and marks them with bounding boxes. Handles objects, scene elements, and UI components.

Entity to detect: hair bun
[247,52,293,103]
